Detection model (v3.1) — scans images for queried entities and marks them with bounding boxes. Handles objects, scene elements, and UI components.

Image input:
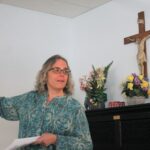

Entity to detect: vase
[126,96,145,106]
[84,98,105,110]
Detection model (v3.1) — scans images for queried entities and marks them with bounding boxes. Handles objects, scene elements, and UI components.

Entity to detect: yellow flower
[148,89,150,96]
[127,75,134,82]
[127,83,133,90]
[141,80,149,88]
[97,73,105,88]
[138,75,144,80]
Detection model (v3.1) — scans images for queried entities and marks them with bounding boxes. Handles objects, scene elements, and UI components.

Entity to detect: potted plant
[80,61,113,110]
[121,73,150,105]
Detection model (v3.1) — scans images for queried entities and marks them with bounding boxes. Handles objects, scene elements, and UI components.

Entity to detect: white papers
[5,136,40,150]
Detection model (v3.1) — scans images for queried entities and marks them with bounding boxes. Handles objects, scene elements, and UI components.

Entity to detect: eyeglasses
[49,67,71,75]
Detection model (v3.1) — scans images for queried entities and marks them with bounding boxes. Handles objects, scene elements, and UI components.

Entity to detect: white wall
[0,4,73,149]
[72,0,150,103]
[1,0,150,149]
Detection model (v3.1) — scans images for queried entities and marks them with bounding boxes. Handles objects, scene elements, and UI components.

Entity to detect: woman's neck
[47,90,64,102]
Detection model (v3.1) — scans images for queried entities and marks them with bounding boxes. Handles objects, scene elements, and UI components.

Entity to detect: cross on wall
[124,11,150,78]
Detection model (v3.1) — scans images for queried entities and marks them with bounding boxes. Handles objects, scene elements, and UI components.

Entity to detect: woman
[0,55,93,150]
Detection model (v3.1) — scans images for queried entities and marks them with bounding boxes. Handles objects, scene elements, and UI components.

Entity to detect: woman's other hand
[34,133,57,147]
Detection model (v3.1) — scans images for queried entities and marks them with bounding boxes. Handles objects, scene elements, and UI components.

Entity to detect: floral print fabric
[0,91,93,150]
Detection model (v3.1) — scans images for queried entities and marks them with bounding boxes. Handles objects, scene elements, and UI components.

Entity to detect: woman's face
[47,59,69,92]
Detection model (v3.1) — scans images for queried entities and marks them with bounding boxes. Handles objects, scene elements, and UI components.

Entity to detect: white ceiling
[0,0,112,18]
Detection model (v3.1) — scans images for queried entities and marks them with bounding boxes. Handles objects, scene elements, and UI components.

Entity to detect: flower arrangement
[121,73,150,98]
[80,61,113,107]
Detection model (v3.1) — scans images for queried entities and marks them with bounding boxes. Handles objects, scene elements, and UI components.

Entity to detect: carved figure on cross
[137,35,150,75]
[124,11,150,78]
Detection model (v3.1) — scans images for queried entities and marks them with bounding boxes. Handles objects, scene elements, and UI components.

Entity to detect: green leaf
[104,61,113,79]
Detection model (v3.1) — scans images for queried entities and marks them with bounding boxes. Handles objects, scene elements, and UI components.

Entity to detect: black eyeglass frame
[49,67,71,75]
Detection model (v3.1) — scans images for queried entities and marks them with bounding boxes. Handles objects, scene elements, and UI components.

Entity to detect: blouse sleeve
[0,92,30,121]
[55,106,93,150]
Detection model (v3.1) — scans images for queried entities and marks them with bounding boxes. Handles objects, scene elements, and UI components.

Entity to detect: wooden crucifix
[124,11,150,78]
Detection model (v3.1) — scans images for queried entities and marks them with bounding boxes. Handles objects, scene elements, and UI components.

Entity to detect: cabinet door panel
[122,118,150,149]
[89,121,116,150]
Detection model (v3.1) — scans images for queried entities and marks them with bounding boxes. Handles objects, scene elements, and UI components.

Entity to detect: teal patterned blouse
[0,91,93,150]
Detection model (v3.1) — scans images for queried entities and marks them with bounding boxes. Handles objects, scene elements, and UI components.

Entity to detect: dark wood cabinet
[86,103,150,150]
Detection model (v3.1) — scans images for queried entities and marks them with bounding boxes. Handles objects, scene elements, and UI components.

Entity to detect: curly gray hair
[35,55,74,95]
